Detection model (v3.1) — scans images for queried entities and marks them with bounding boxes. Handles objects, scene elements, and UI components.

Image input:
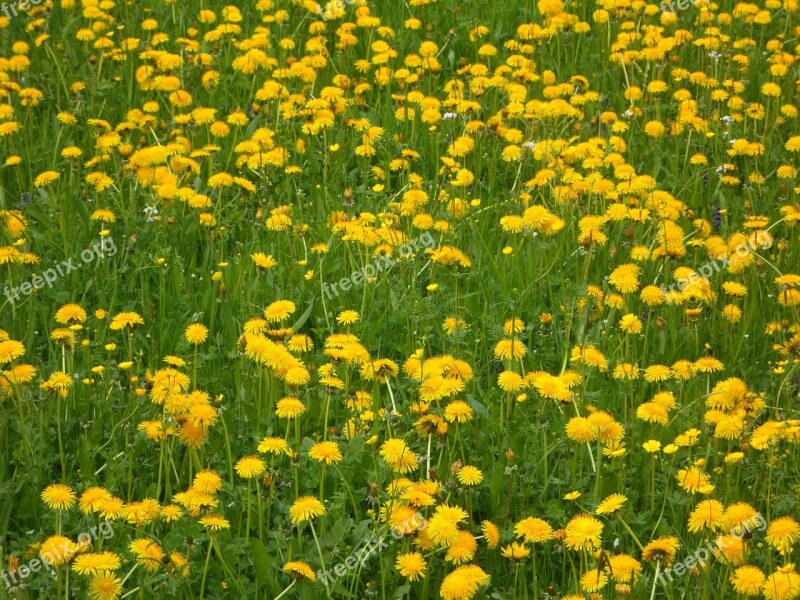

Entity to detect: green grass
[0,0,799,598]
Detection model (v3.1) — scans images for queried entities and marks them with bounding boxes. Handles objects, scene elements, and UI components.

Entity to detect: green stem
[310,521,332,597]
[199,537,213,600]
[273,580,296,600]
[650,561,661,600]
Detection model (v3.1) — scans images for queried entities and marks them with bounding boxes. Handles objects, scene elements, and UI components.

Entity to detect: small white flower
[143,206,159,222]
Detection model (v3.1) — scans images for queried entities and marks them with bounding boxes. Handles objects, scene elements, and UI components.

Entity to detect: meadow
[0,0,799,598]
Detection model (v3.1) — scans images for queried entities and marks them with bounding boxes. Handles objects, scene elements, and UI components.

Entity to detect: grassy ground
[1,0,800,598]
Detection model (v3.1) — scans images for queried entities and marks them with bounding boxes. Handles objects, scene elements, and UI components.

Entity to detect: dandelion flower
[445,401,474,423]
[289,496,326,524]
[89,572,122,600]
[501,542,530,561]
[0,340,25,364]
[730,565,766,596]
[257,436,289,455]
[427,504,468,547]
[566,417,597,443]
[252,253,277,269]
[608,553,642,583]
[481,520,501,549]
[445,531,478,564]
[439,564,490,600]
[564,514,604,552]
[40,535,77,566]
[596,493,627,515]
[275,396,306,419]
[79,487,111,514]
[55,304,87,324]
[515,517,553,543]
[642,536,680,565]
[396,552,426,581]
[198,514,230,531]
[618,314,642,334]
[192,469,222,494]
[308,441,343,465]
[379,438,419,474]
[185,323,208,345]
[763,566,800,600]
[109,312,144,330]
[581,568,609,592]
[264,300,296,322]
[688,499,725,533]
[494,339,527,360]
[336,310,360,325]
[33,170,60,187]
[72,551,121,575]
[283,561,316,581]
[456,465,483,486]
[41,484,77,510]
[766,517,800,555]
[235,455,266,479]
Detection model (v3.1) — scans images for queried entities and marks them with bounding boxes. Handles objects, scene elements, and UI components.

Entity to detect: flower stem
[310,521,332,596]
[618,515,645,552]
[274,580,296,600]
[650,561,661,600]
[199,537,213,600]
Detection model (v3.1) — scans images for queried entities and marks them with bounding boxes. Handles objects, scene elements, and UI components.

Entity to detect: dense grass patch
[1,0,800,598]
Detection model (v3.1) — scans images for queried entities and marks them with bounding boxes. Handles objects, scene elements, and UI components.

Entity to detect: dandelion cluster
[1,0,800,598]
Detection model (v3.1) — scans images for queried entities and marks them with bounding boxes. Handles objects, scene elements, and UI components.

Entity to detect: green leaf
[393,584,411,598]
[77,439,92,480]
[292,299,314,331]
[249,537,276,590]
[325,516,353,547]
[344,434,365,463]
